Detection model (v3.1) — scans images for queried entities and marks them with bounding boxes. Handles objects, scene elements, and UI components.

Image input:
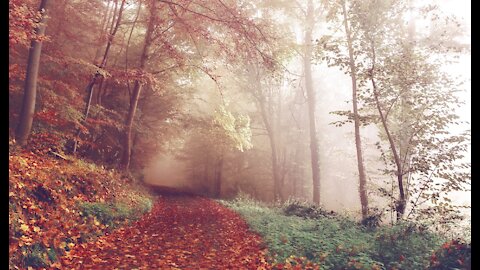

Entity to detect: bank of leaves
[9,138,153,269]
[222,195,470,270]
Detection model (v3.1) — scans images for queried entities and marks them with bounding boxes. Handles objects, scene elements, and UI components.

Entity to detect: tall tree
[120,0,156,170]
[351,0,470,221]
[304,0,321,204]
[247,65,284,201]
[16,0,50,146]
[340,0,369,218]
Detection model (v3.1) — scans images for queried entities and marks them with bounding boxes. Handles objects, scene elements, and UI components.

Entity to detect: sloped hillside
[9,137,154,269]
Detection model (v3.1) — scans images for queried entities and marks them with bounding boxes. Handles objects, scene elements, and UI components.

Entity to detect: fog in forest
[138,0,470,235]
[9,0,471,268]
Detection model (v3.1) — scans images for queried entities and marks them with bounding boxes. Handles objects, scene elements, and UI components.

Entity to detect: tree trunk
[15,0,50,146]
[214,156,224,198]
[400,2,417,203]
[369,40,406,220]
[257,95,282,201]
[93,0,113,64]
[120,81,142,169]
[341,0,369,218]
[304,0,321,204]
[120,0,155,170]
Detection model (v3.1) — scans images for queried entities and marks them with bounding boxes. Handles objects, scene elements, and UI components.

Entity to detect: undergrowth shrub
[360,209,383,229]
[224,195,460,270]
[372,222,441,269]
[429,239,471,269]
[223,196,380,268]
[282,198,336,219]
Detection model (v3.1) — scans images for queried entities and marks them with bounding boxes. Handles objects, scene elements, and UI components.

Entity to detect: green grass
[78,196,153,228]
[22,243,49,268]
[221,195,446,270]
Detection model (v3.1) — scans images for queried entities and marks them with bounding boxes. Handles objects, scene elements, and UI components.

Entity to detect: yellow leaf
[59,242,67,249]
[67,243,75,249]
[33,226,40,232]
[20,224,30,232]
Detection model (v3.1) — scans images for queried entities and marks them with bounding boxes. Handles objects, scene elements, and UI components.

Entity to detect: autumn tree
[120,0,157,170]
[72,0,128,154]
[15,0,50,146]
[117,0,276,170]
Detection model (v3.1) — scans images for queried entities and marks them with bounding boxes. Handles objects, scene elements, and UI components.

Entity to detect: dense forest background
[10,0,470,239]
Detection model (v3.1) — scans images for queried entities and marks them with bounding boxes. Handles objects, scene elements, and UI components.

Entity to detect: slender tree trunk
[214,156,224,198]
[121,81,142,169]
[368,40,406,220]
[304,0,321,204]
[72,0,127,154]
[255,91,282,201]
[267,121,282,201]
[15,0,50,146]
[203,163,209,193]
[125,2,143,91]
[120,0,155,170]
[93,0,113,64]
[341,0,369,218]
[400,2,417,202]
[277,91,286,200]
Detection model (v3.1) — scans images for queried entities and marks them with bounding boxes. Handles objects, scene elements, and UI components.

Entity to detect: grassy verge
[221,195,470,270]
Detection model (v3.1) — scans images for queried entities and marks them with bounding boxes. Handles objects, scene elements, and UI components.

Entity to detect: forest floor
[60,188,272,269]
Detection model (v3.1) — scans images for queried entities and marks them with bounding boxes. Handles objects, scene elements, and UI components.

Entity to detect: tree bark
[15,0,50,146]
[341,0,369,218]
[304,0,321,204]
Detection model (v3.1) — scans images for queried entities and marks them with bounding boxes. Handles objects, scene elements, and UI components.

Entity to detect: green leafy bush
[373,222,442,269]
[223,196,378,268]
[223,196,456,270]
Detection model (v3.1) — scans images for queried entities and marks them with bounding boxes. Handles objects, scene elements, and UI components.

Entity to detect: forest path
[60,189,270,269]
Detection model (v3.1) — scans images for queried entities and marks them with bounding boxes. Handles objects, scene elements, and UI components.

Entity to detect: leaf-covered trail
[61,193,271,269]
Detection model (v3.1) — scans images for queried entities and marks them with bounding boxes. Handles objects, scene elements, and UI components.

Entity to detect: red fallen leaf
[57,195,273,269]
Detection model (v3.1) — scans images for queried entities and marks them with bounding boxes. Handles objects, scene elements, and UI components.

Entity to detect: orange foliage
[9,140,143,268]
[60,196,271,269]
